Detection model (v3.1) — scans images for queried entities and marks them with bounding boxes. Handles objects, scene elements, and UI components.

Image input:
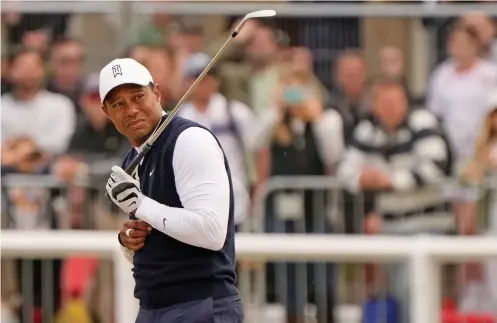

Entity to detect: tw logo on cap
[112,65,123,78]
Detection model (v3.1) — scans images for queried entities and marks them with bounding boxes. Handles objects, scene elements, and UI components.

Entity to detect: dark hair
[51,36,81,47]
[371,77,407,96]
[8,47,45,66]
[121,44,149,58]
[337,48,366,64]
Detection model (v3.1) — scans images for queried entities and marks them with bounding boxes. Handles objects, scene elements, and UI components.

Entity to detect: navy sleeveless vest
[122,116,237,309]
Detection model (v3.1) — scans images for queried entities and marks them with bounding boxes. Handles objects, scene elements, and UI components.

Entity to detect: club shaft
[148,35,237,145]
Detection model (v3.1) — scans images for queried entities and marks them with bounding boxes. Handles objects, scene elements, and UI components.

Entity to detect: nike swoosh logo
[162,218,167,229]
[150,169,155,176]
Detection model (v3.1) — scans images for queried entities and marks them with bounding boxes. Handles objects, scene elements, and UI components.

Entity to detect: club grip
[104,145,150,201]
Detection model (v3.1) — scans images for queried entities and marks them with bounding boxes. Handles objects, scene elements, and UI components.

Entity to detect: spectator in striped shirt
[337,78,452,323]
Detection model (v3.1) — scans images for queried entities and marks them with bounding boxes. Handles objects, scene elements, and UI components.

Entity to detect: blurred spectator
[179,53,282,225]
[338,79,452,322]
[52,73,128,182]
[169,19,205,88]
[461,12,496,61]
[123,44,150,65]
[287,47,330,102]
[427,22,497,235]
[265,66,344,323]
[0,299,19,323]
[1,48,76,173]
[2,50,11,94]
[379,46,406,84]
[46,37,85,113]
[138,13,175,46]
[142,47,179,110]
[204,18,261,104]
[330,49,370,145]
[246,24,285,116]
[462,95,497,185]
[20,28,51,56]
[5,12,70,49]
[168,19,205,55]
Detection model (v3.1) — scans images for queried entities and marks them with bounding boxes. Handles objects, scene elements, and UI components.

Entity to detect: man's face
[10,52,45,91]
[188,75,218,102]
[380,47,404,80]
[336,56,367,98]
[373,85,407,130]
[448,30,479,63]
[145,51,172,99]
[50,42,84,83]
[247,28,278,65]
[102,84,163,144]
[80,91,108,124]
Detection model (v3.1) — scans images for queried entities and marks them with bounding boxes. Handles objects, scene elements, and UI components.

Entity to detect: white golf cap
[99,58,154,103]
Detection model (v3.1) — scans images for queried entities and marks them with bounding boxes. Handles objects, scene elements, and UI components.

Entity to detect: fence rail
[2,1,497,16]
[2,230,497,323]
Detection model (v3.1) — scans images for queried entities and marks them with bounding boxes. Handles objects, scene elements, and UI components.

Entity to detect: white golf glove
[106,166,145,215]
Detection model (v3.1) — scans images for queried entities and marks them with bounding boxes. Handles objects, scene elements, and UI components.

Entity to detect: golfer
[100,58,243,323]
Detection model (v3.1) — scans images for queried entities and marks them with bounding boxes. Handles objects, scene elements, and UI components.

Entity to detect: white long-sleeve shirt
[1,90,76,154]
[121,126,230,263]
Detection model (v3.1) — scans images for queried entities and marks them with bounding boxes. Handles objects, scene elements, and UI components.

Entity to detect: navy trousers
[135,294,244,323]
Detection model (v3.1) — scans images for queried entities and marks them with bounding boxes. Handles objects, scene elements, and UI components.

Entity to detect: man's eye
[134,94,144,101]
[112,102,123,109]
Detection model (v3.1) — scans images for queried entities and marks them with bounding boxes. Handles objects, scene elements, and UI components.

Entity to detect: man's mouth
[126,119,145,129]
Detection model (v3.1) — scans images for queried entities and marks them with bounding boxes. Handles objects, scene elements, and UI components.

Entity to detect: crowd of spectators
[1,6,497,323]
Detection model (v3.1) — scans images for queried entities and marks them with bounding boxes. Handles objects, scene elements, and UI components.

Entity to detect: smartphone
[282,87,307,105]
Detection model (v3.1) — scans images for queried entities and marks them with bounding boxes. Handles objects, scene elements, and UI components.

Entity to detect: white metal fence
[2,230,497,323]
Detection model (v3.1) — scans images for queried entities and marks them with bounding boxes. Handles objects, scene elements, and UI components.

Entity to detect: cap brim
[100,79,151,103]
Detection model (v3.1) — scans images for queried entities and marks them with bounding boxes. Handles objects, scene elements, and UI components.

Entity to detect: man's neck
[132,111,166,149]
[13,88,39,102]
[344,93,363,106]
[192,97,211,113]
[252,60,273,73]
[454,59,477,72]
[52,77,79,93]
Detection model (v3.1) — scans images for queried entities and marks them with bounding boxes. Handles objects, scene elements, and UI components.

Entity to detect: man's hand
[106,166,144,215]
[359,168,393,190]
[120,220,152,251]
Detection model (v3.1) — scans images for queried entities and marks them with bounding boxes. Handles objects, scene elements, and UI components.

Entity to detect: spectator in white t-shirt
[178,53,282,225]
[427,22,497,234]
[1,49,76,173]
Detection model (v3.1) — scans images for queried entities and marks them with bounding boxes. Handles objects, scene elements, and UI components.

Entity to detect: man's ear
[101,103,110,117]
[153,83,162,105]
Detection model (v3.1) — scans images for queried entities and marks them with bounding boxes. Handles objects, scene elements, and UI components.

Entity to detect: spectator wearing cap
[178,52,282,225]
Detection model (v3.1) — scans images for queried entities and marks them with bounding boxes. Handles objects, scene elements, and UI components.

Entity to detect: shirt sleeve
[313,109,345,170]
[135,127,230,251]
[336,121,370,193]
